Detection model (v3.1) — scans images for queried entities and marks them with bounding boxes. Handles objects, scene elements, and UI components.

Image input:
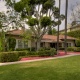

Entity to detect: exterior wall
[28,40,31,48]
[62,40,75,48]
[44,42,50,48]
[6,34,76,49]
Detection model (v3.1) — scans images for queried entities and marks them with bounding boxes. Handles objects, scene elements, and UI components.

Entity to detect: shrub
[0,52,18,62]
[17,51,27,57]
[16,48,28,51]
[67,29,80,38]
[27,51,38,56]
[50,48,57,55]
[74,47,80,52]
[7,37,16,51]
[67,47,74,51]
[59,47,64,50]
[76,39,80,47]
[38,48,57,57]
[16,47,36,51]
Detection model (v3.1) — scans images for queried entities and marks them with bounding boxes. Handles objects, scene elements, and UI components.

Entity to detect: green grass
[0,56,80,80]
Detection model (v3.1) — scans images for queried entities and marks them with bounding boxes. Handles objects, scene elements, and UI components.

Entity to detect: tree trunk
[36,40,41,51]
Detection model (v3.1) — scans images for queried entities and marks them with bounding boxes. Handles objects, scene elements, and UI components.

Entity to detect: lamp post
[64,0,68,54]
[57,0,61,55]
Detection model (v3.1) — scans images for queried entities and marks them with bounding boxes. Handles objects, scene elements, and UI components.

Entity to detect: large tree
[5,0,64,50]
[70,3,80,26]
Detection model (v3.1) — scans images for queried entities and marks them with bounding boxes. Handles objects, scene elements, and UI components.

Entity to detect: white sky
[0,0,80,30]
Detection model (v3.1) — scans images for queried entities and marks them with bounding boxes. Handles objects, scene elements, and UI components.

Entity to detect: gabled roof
[43,34,76,41]
[6,29,76,42]
[6,29,23,36]
[59,35,76,40]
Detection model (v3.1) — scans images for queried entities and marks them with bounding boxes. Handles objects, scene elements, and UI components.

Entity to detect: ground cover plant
[0,56,80,80]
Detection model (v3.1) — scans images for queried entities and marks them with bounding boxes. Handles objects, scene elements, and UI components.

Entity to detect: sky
[0,0,80,30]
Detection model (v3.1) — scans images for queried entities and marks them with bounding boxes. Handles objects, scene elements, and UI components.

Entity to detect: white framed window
[18,39,23,48]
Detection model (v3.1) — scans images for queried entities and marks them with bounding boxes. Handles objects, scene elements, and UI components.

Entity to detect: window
[18,40,23,48]
[40,43,44,47]
[67,43,71,47]
[24,42,28,48]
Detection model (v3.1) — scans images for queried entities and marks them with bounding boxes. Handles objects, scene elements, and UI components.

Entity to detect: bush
[0,52,18,62]
[38,48,57,57]
[50,48,57,55]
[16,47,36,51]
[27,51,38,56]
[67,47,80,52]
[74,47,80,52]
[17,51,27,57]
[16,48,28,51]
[76,39,80,47]
[67,47,74,51]
[59,47,64,50]
[7,37,16,51]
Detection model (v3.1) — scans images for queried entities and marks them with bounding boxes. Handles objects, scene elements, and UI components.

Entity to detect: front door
[50,43,56,48]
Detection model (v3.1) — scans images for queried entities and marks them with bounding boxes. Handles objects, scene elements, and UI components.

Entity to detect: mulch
[20,52,68,61]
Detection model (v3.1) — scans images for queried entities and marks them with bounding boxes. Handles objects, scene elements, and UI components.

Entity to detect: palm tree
[57,0,61,55]
[64,0,68,54]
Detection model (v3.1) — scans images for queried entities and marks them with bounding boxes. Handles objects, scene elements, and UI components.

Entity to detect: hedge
[0,51,27,62]
[0,52,18,62]
[38,48,57,57]
[67,47,80,52]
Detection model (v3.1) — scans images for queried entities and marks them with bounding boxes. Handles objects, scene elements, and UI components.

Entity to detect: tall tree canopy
[5,0,65,50]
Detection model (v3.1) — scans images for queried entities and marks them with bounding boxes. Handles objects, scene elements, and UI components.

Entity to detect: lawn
[0,56,80,80]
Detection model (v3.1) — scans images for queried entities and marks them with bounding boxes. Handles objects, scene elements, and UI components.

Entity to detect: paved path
[0,53,80,66]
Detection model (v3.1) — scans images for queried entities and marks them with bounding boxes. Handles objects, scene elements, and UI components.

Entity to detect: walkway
[0,52,80,66]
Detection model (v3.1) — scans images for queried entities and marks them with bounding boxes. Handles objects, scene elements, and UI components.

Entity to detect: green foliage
[0,37,2,51]
[67,30,80,38]
[43,0,55,10]
[0,52,18,62]
[14,1,25,12]
[16,47,36,51]
[17,51,27,57]
[59,47,65,50]
[22,29,33,42]
[40,17,51,27]
[16,48,28,51]
[67,47,80,52]
[5,0,65,51]
[38,48,57,57]
[27,51,38,56]
[52,28,57,35]
[67,47,74,51]
[1,56,80,80]
[8,37,16,51]
[74,47,80,52]
[75,39,80,47]
[27,18,39,26]
[50,48,57,55]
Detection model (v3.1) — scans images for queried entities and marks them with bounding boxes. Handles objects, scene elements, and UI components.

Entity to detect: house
[60,24,80,34]
[6,29,76,49]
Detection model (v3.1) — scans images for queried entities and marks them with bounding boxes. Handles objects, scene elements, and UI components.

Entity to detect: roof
[59,35,76,40]
[6,29,24,36]
[43,34,75,41]
[6,29,76,43]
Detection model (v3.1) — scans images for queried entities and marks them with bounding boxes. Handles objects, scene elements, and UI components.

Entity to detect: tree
[52,28,57,35]
[70,3,80,26]
[64,0,68,54]
[22,29,34,51]
[76,39,80,47]
[5,0,65,50]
